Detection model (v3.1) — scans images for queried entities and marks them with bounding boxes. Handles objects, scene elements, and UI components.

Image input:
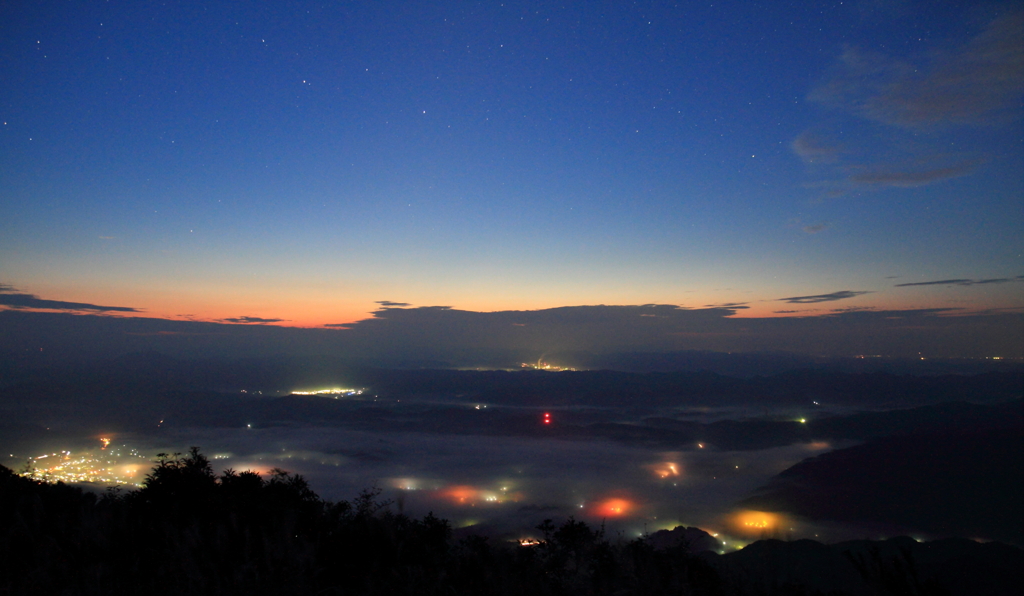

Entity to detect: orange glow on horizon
[10,286,1015,330]
[11,275,1022,330]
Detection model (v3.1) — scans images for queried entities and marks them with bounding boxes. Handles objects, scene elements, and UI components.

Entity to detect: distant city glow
[392,477,421,491]
[731,510,784,535]
[291,388,364,398]
[648,461,682,479]
[594,498,633,517]
[521,360,578,372]
[444,485,477,504]
[435,483,521,506]
[21,445,149,487]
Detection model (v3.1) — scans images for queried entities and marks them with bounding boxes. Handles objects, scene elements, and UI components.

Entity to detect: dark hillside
[741,423,1024,545]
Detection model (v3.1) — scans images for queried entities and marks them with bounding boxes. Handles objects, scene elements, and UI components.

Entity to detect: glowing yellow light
[291,387,363,396]
[732,510,783,535]
[391,478,420,491]
[647,461,682,479]
[100,438,111,449]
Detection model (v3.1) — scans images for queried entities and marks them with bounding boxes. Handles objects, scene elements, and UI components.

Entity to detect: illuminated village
[19,438,150,488]
[520,359,578,372]
[290,387,365,397]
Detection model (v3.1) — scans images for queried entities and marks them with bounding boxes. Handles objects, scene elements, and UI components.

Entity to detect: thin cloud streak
[218,316,287,324]
[803,223,830,234]
[849,162,977,187]
[895,277,1024,287]
[778,291,872,304]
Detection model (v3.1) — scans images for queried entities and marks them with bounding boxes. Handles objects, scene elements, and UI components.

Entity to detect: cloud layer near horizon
[894,276,1024,287]
[2,302,1021,362]
[0,284,139,313]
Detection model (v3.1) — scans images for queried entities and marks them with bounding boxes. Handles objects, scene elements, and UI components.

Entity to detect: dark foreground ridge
[1,450,1020,596]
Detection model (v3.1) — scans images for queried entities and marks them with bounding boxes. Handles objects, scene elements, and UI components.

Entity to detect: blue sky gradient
[2,1,1021,348]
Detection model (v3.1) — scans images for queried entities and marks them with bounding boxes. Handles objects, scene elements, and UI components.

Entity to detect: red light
[595,498,632,517]
[543,412,551,424]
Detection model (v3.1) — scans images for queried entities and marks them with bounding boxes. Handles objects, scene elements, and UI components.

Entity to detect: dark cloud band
[895,277,1024,287]
[778,291,872,304]
[219,316,286,324]
[0,284,139,313]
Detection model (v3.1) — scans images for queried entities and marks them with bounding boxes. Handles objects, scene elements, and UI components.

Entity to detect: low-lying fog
[5,404,872,549]
[157,425,853,546]
[7,368,1019,548]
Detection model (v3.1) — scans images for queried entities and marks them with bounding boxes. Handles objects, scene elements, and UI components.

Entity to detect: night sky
[2,1,1021,350]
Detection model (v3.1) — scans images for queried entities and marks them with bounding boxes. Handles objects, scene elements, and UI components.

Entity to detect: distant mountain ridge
[2,351,1020,408]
